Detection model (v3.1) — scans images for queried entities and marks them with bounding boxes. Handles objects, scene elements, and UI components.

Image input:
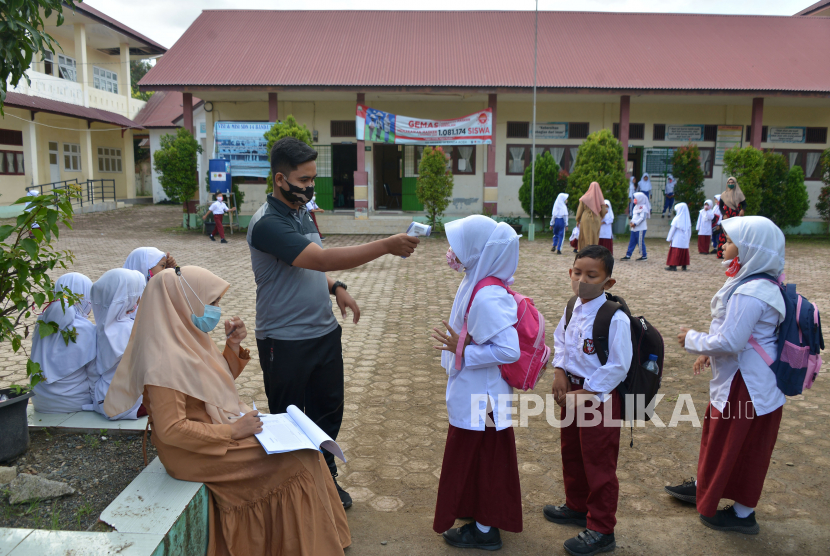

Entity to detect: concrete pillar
[120,43,131,108]
[73,24,89,107]
[750,97,764,149]
[619,95,631,175]
[268,93,278,122]
[123,130,136,199]
[484,93,498,215]
[182,93,194,135]
[80,123,94,182]
[23,114,39,186]
[354,93,369,220]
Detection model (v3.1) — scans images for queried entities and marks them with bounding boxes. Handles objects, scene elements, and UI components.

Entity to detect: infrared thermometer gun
[402,222,431,258]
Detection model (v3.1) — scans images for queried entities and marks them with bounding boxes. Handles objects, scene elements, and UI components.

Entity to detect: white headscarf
[442,216,520,375]
[633,191,651,219]
[603,199,614,222]
[91,269,146,377]
[713,194,723,217]
[671,202,691,233]
[30,273,96,383]
[666,174,676,186]
[711,216,786,322]
[123,247,165,282]
[638,173,652,192]
[697,200,713,232]
[629,176,636,197]
[552,193,569,219]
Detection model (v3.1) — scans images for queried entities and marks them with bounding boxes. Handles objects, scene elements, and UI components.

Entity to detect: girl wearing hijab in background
[670,217,787,535]
[124,247,177,282]
[431,216,522,551]
[575,182,608,251]
[83,268,146,420]
[711,194,723,254]
[628,176,637,216]
[665,202,691,271]
[30,273,96,414]
[663,174,677,217]
[696,200,715,255]
[24,189,40,238]
[716,177,746,258]
[104,266,350,556]
[622,192,650,261]
[569,224,580,253]
[599,199,614,254]
[549,193,569,254]
[638,173,652,200]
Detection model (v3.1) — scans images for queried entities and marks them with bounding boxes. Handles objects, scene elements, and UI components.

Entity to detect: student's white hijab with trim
[552,193,569,218]
[671,202,691,233]
[633,191,651,219]
[638,173,651,190]
[696,200,713,232]
[91,269,145,377]
[604,199,614,222]
[124,247,165,282]
[443,216,519,375]
[30,273,96,383]
[711,216,786,322]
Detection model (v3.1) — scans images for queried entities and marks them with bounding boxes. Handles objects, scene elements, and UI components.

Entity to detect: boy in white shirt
[545,245,632,556]
[208,194,235,244]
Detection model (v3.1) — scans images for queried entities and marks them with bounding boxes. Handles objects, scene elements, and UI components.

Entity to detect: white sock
[733,502,755,518]
[695,480,697,486]
[475,522,491,534]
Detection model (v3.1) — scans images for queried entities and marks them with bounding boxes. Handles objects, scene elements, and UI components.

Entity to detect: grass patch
[782,234,830,244]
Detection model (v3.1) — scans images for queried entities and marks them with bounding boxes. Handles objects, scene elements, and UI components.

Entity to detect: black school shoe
[620,256,631,261]
[220,238,228,244]
[563,529,616,556]
[333,476,352,509]
[699,506,759,535]
[636,256,647,261]
[664,478,696,504]
[209,235,215,241]
[442,522,503,551]
[543,504,588,527]
[665,266,677,271]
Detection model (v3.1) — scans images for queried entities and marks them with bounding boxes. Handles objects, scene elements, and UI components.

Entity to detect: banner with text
[356,105,492,145]
[768,127,806,143]
[534,123,569,139]
[665,125,703,142]
[214,121,272,178]
[715,125,743,165]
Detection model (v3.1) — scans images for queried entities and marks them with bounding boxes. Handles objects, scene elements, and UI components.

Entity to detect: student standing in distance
[209,194,236,243]
[575,182,607,251]
[716,177,746,258]
[545,245,631,556]
[665,202,691,271]
[696,200,715,254]
[306,194,325,239]
[569,224,580,253]
[246,137,419,509]
[550,193,569,254]
[662,174,677,217]
[598,199,614,255]
[627,175,637,216]
[711,195,723,254]
[669,217,787,535]
[431,216,522,551]
[638,172,652,200]
[621,192,649,261]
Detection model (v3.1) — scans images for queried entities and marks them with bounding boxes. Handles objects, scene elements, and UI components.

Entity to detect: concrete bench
[27,405,148,433]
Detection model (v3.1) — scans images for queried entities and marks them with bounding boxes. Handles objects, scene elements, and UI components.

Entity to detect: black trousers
[257,326,344,476]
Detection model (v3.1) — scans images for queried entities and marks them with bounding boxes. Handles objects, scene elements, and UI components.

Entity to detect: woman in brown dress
[104,266,350,556]
[575,181,608,251]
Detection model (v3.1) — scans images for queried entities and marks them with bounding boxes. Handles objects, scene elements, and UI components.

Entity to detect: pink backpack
[455,277,551,391]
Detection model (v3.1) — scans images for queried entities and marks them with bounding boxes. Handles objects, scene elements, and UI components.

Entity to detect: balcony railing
[27,179,116,209]
[7,69,84,106]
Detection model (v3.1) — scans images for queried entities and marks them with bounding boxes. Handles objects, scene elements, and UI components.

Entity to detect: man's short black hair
[270,137,318,179]
[574,245,614,277]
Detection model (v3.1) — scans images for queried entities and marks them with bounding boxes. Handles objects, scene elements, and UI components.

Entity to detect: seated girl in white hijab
[82,268,146,420]
[431,215,522,551]
[30,273,96,414]
[124,247,177,283]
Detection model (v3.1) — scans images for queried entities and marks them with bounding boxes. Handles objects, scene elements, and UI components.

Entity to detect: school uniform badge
[583,338,596,355]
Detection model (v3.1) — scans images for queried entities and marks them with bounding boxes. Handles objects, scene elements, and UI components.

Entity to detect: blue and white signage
[214,121,272,178]
[209,159,231,193]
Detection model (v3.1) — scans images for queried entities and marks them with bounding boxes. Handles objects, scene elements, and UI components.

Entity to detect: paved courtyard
[1,205,828,555]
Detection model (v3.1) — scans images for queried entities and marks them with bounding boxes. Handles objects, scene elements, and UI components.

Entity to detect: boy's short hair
[270,137,318,179]
[574,245,614,277]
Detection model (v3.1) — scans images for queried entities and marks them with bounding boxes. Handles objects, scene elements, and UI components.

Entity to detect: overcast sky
[86,0,814,50]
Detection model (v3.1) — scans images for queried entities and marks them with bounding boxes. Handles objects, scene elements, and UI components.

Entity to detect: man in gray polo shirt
[247,137,419,509]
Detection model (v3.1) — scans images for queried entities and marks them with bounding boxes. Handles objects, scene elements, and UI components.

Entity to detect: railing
[27,179,116,208]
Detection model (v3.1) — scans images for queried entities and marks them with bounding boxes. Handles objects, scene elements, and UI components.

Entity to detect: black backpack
[565,293,665,430]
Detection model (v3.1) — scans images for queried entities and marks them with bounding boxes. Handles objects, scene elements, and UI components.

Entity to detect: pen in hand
[226,326,237,339]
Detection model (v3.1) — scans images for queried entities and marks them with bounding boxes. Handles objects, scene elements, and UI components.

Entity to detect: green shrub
[518,151,563,220]
[780,165,810,230]
[670,143,706,214]
[153,128,203,228]
[816,148,830,223]
[566,129,627,216]
[416,146,454,228]
[722,145,765,215]
[264,116,313,194]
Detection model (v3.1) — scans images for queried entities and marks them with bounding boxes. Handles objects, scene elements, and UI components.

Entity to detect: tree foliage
[518,151,564,221]
[130,60,154,101]
[0,0,77,114]
[757,152,808,229]
[670,143,706,215]
[264,116,314,193]
[816,148,830,224]
[1,189,82,390]
[722,145,765,215]
[566,129,627,216]
[415,146,454,228]
[153,128,203,227]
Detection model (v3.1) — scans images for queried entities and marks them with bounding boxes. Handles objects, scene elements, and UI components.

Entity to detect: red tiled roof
[795,0,830,15]
[132,91,201,128]
[69,2,167,53]
[139,11,830,94]
[4,91,142,128]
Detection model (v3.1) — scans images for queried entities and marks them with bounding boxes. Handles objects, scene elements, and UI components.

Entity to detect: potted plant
[0,188,79,462]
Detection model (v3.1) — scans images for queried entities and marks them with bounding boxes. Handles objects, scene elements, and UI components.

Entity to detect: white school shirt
[552,295,632,403]
[32,360,96,414]
[569,226,580,242]
[666,222,691,249]
[209,200,230,215]
[630,208,648,232]
[447,286,520,431]
[684,294,785,416]
[306,199,320,211]
[696,210,714,236]
[599,211,614,239]
[86,358,144,420]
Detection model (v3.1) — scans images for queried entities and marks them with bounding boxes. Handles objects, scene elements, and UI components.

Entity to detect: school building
[137,9,830,231]
[0,3,166,214]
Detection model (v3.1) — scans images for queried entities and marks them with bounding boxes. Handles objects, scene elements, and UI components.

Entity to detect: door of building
[332,143,357,210]
[49,142,60,183]
[373,143,402,210]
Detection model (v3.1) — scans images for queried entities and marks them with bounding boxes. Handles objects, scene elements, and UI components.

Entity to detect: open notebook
[253,404,346,462]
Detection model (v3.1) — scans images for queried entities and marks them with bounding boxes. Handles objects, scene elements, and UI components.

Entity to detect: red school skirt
[666,247,690,266]
[570,238,579,249]
[697,234,711,254]
[598,238,613,254]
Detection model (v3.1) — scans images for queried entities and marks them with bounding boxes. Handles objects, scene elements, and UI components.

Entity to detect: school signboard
[665,125,703,142]
[214,121,272,178]
[534,123,568,139]
[715,125,743,165]
[768,127,806,143]
[209,159,231,193]
[356,105,492,145]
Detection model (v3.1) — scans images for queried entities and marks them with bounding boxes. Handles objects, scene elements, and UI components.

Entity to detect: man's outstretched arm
[293,234,419,272]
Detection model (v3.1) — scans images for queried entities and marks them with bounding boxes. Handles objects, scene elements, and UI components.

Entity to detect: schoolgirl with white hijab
[637,172,652,198]
[30,273,97,413]
[628,176,637,215]
[711,194,723,252]
[665,202,691,271]
[124,247,176,283]
[662,174,677,217]
[669,216,787,534]
[599,199,615,254]
[83,268,146,420]
[549,192,569,254]
[621,192,650,261]
[696,200,715,254]
[430,215,522,550]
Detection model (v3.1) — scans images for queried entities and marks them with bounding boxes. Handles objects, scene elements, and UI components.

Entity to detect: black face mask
[279,176,314,205]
